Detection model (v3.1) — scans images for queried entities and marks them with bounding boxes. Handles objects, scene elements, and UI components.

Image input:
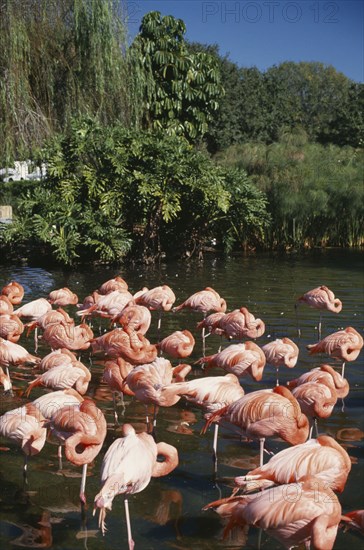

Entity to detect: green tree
[130,11,224,143]
[0,0,130,164]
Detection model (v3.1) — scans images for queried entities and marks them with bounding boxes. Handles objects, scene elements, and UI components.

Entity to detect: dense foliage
[215,131,364,248]
[0,119,269,265]
[0,5,362,265]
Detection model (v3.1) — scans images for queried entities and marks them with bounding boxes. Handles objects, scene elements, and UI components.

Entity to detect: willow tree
[0,0,130,164]
[129,11,224,143]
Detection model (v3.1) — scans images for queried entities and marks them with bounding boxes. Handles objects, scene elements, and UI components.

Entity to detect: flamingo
[297,285,342,338]
[121,357,184,431]
[39,348,78,371]
[162,372,245,469]
[173,287,227,353]
[261,337,299,385]
[97,275,128,294]
[202,385,309,467]
[0,295,14,315]
[214,307,266,340]
[203,476,342,550]
[195,342,266,381]
[307,326,363,377]
[13,297,52,319]
[90,328,157,364]
[157,329,195,360]
[0,337,40,367]
[0,313,24,342]
[112,304,151,335]
[93,423,178,548]
[1,281,24,305]
[0,365,12,392]
[291,381,337,437]
[76,289,134,319]
[0,402,46,480]
[102,357,135,423]
[24,360,91,396]
[32,388,84,421]
[25,307,74,352]
[173,287,227,315]
[196,312,225,336]
[134,285,176,335]
[233,434,351,494]
[287,363,349,399]
[47,287,79,306]
[48,398,107,503]
[0,337,40,396]
[42,322,94,351]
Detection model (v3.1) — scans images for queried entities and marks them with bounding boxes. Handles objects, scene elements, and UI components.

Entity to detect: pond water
[0,249,363,549]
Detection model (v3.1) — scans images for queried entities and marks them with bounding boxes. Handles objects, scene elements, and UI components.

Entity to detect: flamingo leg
[157,311,162,339]
[113,392,119,425]
[314,417,319,438]
[212,423,219,473]
[276,367,279,387]
[145,405,150,432]
[318,312,322,340]
[34,326,38,353]
[341,362,346,378]
[124,498,135,550]
[23,455,28,485]
[259,438,265,467]
[58,445,63,470]
[5,367,14,396]
[80,464,87,504]
[202,326,206,356]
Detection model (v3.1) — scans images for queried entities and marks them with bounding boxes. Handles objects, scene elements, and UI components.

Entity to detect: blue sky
[124,0,363,82]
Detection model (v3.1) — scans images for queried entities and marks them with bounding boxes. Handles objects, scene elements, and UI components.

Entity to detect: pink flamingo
[297,285,342,338]
[234,434,351,494]
[261,337,299,385]
[77,290,134,320]
[195,342,266,381]
[98,275,129,294]
[39,348,78,371]
[287,363,349,399]
[157,329,195,360]
[134,285,176,335]
[0,366,12,392]
[122,357,185,431]
[215,307,266,340]
[24,360,91,396]
[291,381,337,437]
[307,326,363,377]
[93,423,178,548]
[203,477,342,550]
[173,287,227,353]
[0,403,46,480]
[112,304,151,335]
[42,322,94,351]
[0,295,14,315]
[102,357,135,423]
[202,385,309,467]
[1,281,24,305]
[13,298,52,319]
[47,287,79,306]
[49,398,107,503]
[91,328,157,364]
[0,313,24,342]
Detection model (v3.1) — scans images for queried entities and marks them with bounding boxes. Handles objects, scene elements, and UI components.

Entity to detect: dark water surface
[0,249,363,549]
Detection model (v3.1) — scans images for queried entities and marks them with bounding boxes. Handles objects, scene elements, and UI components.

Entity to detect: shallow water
[0,249,363,549]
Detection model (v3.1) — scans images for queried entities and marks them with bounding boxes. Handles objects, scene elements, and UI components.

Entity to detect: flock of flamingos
[0,277,363,549]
